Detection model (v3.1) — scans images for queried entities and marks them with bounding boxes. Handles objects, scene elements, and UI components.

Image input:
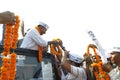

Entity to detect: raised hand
[0,11,16,25]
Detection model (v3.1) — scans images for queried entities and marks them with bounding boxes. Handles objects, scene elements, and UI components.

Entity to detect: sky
[0,0,120,57]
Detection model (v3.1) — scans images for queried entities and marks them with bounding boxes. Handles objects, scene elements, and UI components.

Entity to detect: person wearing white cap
[19,22,59,80]
[108,46,120,80]
[20,21,58,50]
[60,51,87,80]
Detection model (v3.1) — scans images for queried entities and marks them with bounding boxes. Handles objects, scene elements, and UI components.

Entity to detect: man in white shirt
[108,46,120,80]
[20,22,58,50]
[61,51,87,80]
[17,22,59,80]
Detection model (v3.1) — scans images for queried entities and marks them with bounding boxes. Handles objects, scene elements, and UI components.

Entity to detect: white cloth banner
[87,30,107,63]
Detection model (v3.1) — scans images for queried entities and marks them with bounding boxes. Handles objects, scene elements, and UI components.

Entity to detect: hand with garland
[0,11,16,25]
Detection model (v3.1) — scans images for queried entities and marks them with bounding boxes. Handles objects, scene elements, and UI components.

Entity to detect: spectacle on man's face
[40,26,47,35]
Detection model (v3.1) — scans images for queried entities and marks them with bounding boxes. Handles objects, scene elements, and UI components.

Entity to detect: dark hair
[38,25,42,27]
[38,25,45,28]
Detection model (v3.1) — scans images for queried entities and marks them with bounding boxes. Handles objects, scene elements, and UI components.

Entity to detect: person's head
[37,22,49,35]
[109,46,120,65]
[68,53,84,67]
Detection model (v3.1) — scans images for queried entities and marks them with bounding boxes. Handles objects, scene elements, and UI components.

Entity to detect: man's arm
[61,51,71,73]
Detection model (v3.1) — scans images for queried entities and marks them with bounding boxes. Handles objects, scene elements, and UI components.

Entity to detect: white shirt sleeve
[20,29,48,50]
[29,29,48,46]
[70,65,87,80]
[71,65,80,77]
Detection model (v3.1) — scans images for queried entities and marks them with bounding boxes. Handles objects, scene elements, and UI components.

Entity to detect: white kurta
[65,65,87,80]
[109,66,120,80]
[20,28,48,50]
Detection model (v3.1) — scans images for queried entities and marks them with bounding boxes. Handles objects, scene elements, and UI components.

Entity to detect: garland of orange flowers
[1,15,20,80]
[9,53,17,80]
[87,46,110,80]
[38,46,43,62]
[50,38,63,61]
[11,16,20,50]
[1,57,9,80]
[35,26,43,62]
[3,24,12,56]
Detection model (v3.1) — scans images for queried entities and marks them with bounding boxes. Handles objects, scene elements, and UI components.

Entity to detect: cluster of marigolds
[87,46,110,80]
[0,15,20,80]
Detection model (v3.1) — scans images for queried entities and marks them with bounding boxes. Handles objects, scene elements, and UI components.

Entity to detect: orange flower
[2,57,9,62]
[86,45,110,80]
[50,38,63,61]
[1,15,20,80]
[38,46,43,62]
[35,26,43,62]
[10,53,17,58]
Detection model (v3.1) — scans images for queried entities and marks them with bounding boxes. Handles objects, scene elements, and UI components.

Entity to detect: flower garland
[38,46,43,62]
[3,24,12,56]
[1,58,9,80]
[11,16,20,50]
[9,53,17,80]
[35,26,43,62]
[50,38,63,60]
[87,46,110,80]
[1,15,20,80]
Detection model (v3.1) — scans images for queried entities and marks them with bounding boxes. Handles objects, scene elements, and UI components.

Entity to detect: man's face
[110,52,120,64]
[68,60,76,66]
[40,26,47,35]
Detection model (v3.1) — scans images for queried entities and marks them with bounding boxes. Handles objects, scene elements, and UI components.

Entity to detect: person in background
[107,46,120,80]
[0,11,16,25]
[55,39,87,80]
[83,44,98,80]
[83,53,96,80]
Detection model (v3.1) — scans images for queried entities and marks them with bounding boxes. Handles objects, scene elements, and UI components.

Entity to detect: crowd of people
[0,11,120,80]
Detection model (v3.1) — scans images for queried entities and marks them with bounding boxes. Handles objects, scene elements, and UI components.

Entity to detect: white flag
[87,30,107,63]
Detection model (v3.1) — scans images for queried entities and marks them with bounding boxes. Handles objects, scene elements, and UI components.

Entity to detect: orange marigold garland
[50,44,62,55]
[11,15,20,50]
[3,24,12,56]
[9,53,17,80]
[50,38,63,61]
[1,58,10,80]
[87,45,110,80]
[35,26,43,62]
[38,46,43,62]
[10,15,20,80]
[1,15,20,80]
